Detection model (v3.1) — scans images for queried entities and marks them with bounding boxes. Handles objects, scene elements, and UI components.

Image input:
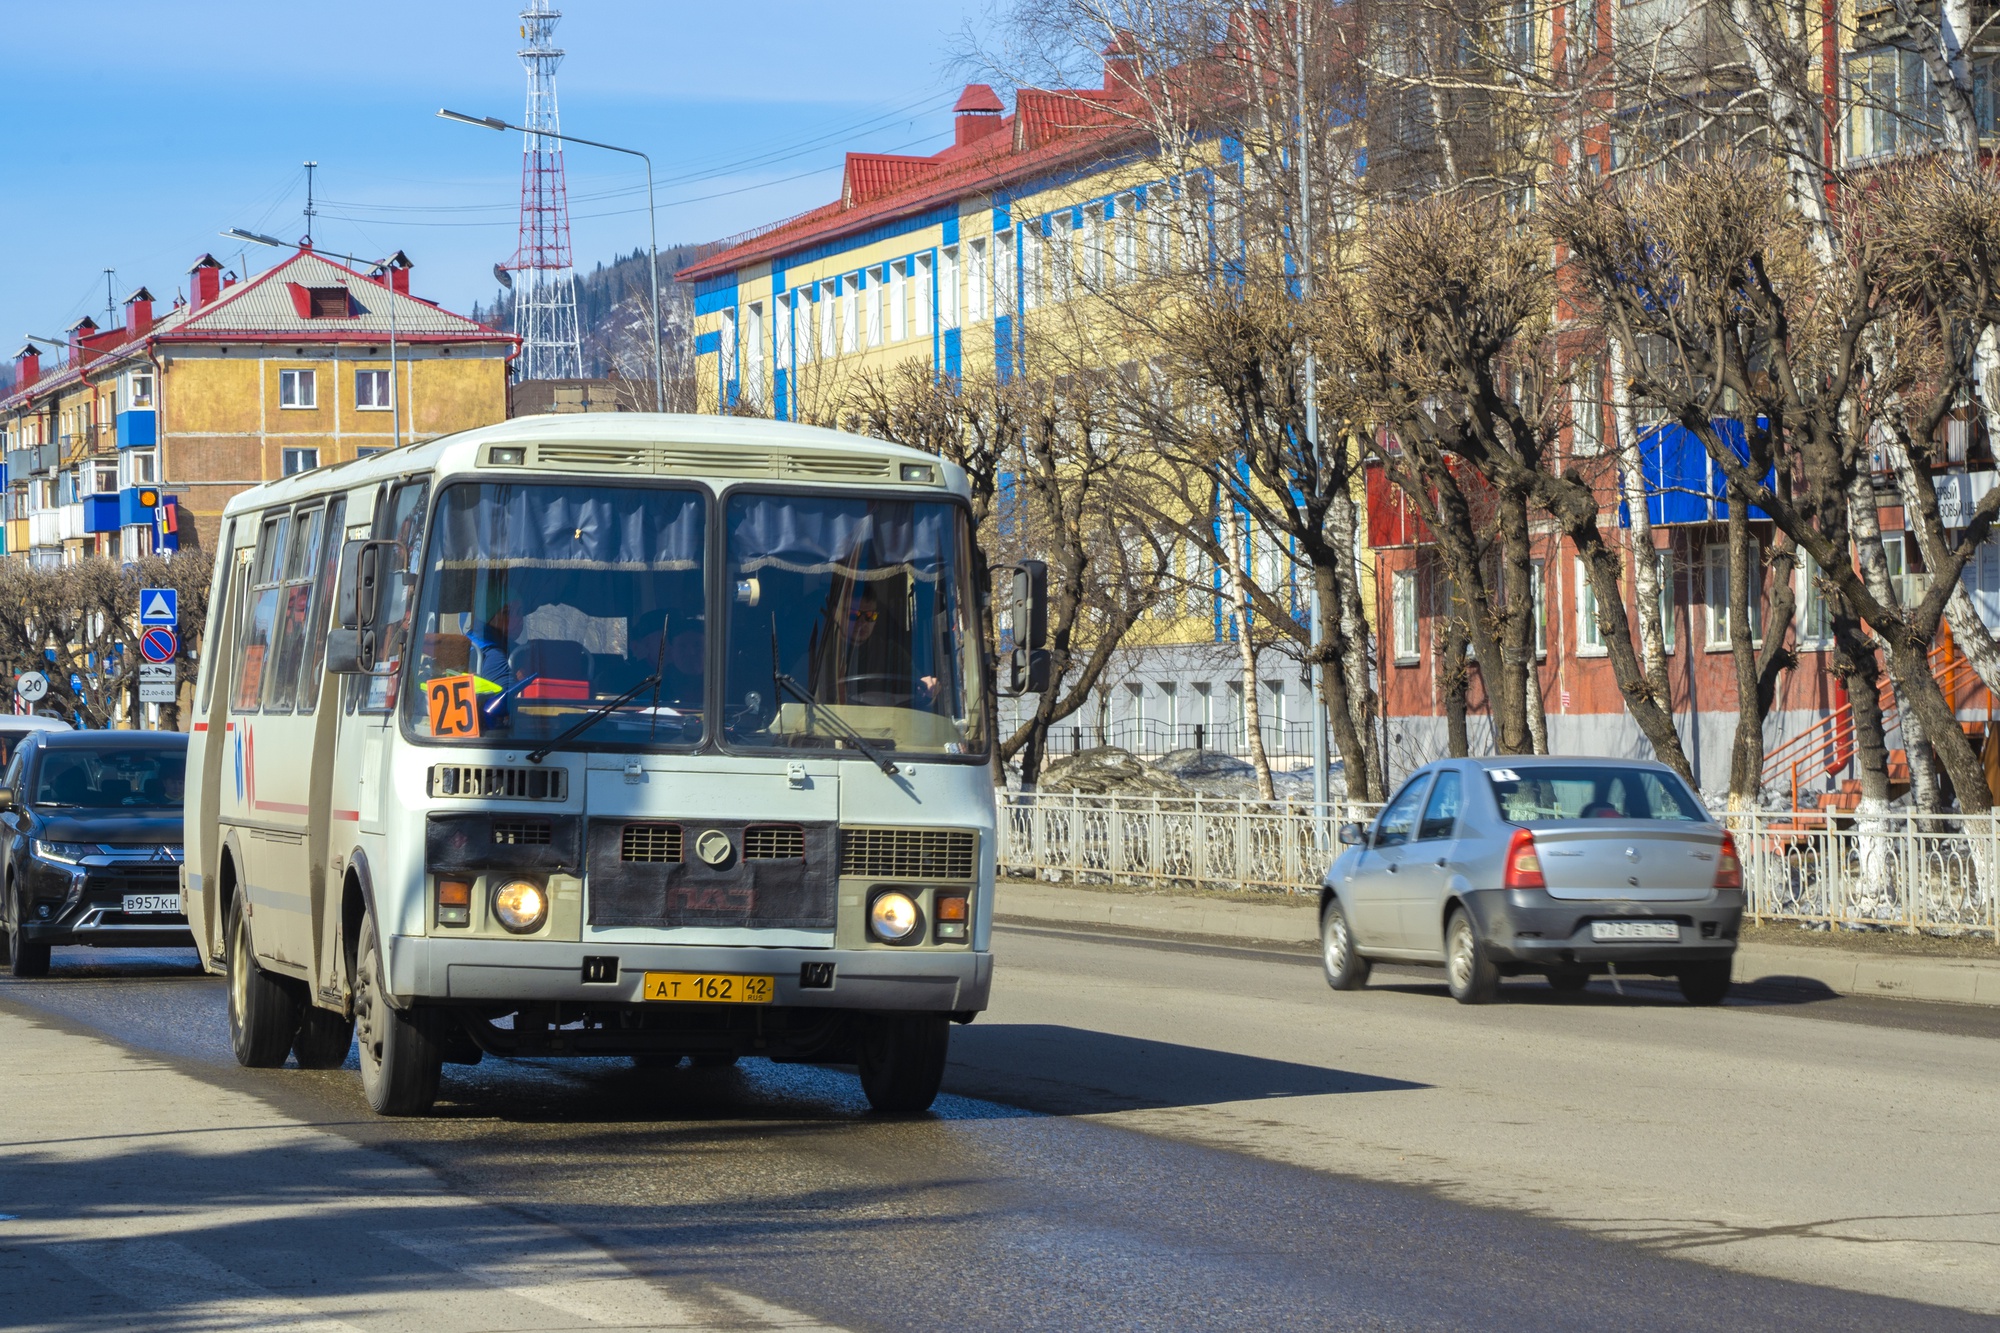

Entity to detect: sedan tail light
[1714,832,1742,890]
[1503,827,1545,889]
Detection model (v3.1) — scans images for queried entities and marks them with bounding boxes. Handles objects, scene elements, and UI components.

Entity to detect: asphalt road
[2,924,1996,1331]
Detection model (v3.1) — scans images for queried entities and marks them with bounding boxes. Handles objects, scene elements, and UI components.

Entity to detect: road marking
[50,1238,369,1332]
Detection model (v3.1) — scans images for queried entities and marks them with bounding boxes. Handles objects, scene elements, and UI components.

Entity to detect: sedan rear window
[1487,765,1706,824]
[33,749,187,809]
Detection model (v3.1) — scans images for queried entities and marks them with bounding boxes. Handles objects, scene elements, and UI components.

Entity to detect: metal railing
[997,791,2000,936]
[1006,717,1327,760]
[997,791,1381,894]
[1727,808,2000,938]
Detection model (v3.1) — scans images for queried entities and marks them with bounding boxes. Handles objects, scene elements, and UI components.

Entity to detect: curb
[995,878,2000,1007]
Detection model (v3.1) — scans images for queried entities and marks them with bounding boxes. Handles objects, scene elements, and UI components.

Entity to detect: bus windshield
[721,492,986,759]
[405,481,707,747]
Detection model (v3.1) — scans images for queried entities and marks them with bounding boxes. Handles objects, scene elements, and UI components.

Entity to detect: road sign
[139,627,179,663]
[14,671,47,703]
[139,588,178,625]
[139,663,176,705]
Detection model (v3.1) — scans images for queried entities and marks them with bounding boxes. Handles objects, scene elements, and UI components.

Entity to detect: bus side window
[364,479,430,714]
[232,513,288,712]
[262,506,325,714]
[296,496,347,714]
[196,518,237,716]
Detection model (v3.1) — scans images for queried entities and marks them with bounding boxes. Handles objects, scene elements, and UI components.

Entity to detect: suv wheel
[355,912,443,1115]
[857,1013,950,1114]
[1320,898,1372,991]
[1445,908,1500,1005]
[5,884,49,979]
[227,894,299,1066]
[1677,959,1733,1006]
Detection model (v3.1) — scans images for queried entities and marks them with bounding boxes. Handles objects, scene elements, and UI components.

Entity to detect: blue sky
[1,0,992,347]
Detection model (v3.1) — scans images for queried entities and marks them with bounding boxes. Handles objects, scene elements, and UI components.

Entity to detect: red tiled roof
[678,84,1150,282]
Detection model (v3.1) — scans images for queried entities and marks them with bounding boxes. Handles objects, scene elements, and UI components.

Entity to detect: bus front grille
[743,824,806,860]
[839,828,977,880]
[621,823,683,863]
[429,765,569,801]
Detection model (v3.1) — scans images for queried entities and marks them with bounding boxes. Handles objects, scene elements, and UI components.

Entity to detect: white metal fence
[996,792,2000,937]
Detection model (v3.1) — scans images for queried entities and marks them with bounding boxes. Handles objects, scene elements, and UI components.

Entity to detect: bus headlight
[869,891,920,943]
[491,879,548,934]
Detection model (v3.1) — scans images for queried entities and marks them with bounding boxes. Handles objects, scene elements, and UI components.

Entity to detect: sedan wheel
[1320,898,1372,991]
[1677,959,1733,1006]
[1546,966,1590,993]
[1445,909,1499,1005]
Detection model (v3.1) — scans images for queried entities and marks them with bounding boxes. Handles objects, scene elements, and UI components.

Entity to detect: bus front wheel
[227,894,299,1066]
[355,914,442,1115]
[856,1012,950,1115]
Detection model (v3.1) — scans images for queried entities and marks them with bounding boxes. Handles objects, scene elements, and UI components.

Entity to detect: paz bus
[183,414,1035,1115]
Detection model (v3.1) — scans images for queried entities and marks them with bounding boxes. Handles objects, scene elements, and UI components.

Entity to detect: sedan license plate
[122,894,179,915]
[1592,920,1679,942]
[641,971,774,1004]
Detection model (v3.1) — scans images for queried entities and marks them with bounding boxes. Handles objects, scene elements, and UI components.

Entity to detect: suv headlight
[33,840,93,865]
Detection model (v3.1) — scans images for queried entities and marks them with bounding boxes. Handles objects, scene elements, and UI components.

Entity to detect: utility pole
[1296,2,1331,817]
[303,161,318,247]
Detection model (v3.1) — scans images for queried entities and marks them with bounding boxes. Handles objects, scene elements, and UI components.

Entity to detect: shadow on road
[944,1022,1426,1114]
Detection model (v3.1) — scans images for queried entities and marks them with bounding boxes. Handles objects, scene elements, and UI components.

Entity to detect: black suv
[0,731,190,977]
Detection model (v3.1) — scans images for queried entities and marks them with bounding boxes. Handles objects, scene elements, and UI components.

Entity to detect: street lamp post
[438,108,664,413]
[1295,4,1331,818]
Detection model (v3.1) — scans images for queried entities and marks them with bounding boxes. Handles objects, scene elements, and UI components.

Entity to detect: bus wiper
[526,675,660,764]
[772,671,899,776]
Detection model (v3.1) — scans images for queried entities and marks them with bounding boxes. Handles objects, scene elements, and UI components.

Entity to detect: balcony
[83,494,119,534]
[27,511,60,549]
[5,443,58,478]
[115,409,156,448]
[1620,420,1771,526]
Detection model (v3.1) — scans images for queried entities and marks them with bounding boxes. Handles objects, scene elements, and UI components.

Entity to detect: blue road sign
[139,588,178,626]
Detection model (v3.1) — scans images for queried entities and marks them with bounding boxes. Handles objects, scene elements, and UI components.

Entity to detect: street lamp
[438,107,665,413]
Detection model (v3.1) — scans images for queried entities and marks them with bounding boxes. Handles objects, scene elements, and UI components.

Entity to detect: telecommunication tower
[508,0,583,380]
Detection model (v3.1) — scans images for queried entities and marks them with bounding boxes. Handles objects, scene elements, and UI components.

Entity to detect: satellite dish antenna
[493,263,514,291]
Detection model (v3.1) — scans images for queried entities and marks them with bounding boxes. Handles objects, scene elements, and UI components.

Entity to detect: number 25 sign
[426,675,481,738]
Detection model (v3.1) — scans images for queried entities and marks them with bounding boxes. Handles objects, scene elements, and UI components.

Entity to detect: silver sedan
[1319,757,1743,1004]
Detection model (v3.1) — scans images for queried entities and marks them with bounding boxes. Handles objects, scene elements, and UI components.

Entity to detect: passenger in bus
[465,598,525,692]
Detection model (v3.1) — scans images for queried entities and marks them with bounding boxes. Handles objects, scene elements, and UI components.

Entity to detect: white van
[184,414,1034,1115]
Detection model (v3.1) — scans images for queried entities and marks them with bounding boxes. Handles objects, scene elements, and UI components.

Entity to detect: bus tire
[227,893,299,1066]
[292,1005,356,1069]
[857,1012,950,1115]
[355,913,442,1115]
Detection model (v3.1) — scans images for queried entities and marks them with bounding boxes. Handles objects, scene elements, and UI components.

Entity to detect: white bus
[184,414,1032,1115]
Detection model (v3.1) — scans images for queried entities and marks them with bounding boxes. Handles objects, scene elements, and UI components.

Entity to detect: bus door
[189,519,244,965]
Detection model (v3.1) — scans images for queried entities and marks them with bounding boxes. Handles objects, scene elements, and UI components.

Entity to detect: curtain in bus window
[263,507,325,713]
[365,481,430,714]
[728,498,947,582]
[431,483,704,572]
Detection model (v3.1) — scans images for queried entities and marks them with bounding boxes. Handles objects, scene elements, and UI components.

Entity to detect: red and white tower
[508,0,583,380]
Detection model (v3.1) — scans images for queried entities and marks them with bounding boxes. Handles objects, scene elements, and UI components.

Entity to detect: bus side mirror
[997,559,1049,697]
[0,789,14,812]
[330,539,401,674]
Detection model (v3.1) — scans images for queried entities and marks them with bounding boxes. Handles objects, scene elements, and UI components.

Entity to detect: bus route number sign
[426,675,482,739]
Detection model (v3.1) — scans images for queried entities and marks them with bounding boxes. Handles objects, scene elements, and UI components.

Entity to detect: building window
[1194,681,1213,729]
[888,261,907,343]
[1572,359,1602,455]
[1081,204,1105,288]
[355,368,391,409]
[996,231,1017,315]
[915,252,934,338]
[865,270,883,347]
[355,447,387,459]
[89,461,117,495]
[1797,548,1832,649]
[820,283,836,358]
[1656,548,1676,653]
[1113,195,1137,282]
[1576,558,1607,655]
[1883,532,1924,609]
[1704,540,1763,649]
[797,290,814,365]
[282,448,320,476]
[939,246,959,330]
[1530,558,1547,657]
[1393,567,1419,663]
[720,307,738,384]
[121,449,158,488]
[839,276,857,354]
[127,370,154,408]
[1022,226,1042,310]
[279,368,316,409]
[967,238,987,322]
[776,292,793,366]
[306,286,350,318]
[745,301,765,405]
[1847,48,1936,160]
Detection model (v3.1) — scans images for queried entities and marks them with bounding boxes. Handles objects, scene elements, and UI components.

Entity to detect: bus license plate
[122,894,179,915]
[641,972,774,1004]
[1592,920,1678,941]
